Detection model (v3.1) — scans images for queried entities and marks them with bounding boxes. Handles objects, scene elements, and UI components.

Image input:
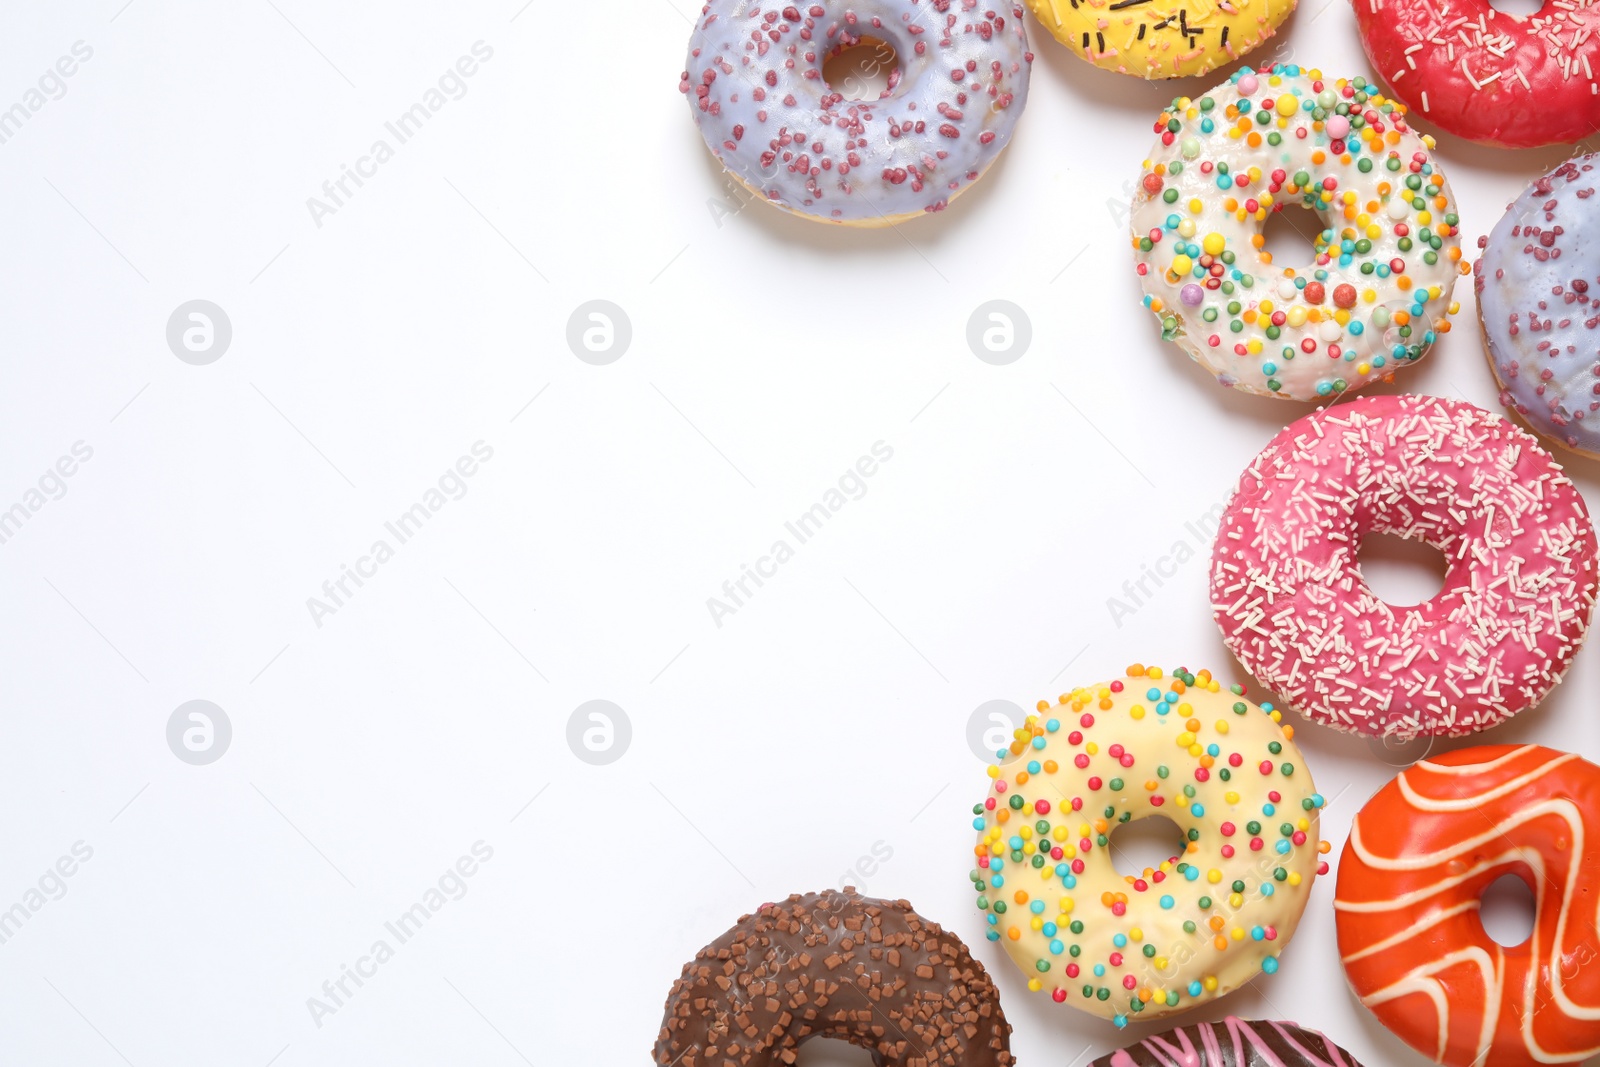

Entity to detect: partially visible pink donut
[1210,393,1598,738]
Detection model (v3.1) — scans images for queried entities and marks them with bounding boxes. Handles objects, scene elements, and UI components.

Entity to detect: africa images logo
[706,442,894,628]
[305,842,495,1028]
[305,42,494,228]
[305,442,494,627]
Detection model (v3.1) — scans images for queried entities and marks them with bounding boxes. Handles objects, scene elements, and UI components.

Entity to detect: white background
[0,1,1597,1065]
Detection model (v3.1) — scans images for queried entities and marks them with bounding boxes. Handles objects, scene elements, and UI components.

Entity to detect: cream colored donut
[969,664,1328,1028]
[1131,64,1466,401]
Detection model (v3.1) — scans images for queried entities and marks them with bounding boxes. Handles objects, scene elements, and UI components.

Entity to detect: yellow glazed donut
[969,664,1329,1028]
[1025,0,1296,80]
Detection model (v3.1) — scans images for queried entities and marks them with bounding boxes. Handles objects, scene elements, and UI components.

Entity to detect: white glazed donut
[680,1,1033,226]
[1131,64,1466,401]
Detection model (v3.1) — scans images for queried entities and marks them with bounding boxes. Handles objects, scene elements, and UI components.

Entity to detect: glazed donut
[970,664,1328,1028]
[653,888,1013,1067]
[1131,64,1466,401]
[1091,1017,1365,1067]
[1355,0,1600,148]
[1024,0,1294,80]
[1210,394,1599,739]
[680,2,1032,226]
[1335,745,1600,1067]
[1477,153,1600,457]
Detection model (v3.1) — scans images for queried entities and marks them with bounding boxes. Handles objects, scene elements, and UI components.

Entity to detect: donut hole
[823,36,901,101]
[1479,872,1537,946]
[1487,0,1544,15]
[1108,816,1188,878]
[1259,203,1331,268]
[797,1036,879,1066]
[1358,531,1449,606]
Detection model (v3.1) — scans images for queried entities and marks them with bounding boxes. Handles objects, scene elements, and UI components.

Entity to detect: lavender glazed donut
[1477,153,1600,457]
[680,2,1032,226]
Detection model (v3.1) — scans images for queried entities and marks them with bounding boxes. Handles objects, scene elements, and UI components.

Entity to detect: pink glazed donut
[1210,393,1598,739]
[680,1,1033,226]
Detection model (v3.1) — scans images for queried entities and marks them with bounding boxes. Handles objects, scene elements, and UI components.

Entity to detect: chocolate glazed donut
[653,888,1013,1067]
[1091,1017,1365,1067]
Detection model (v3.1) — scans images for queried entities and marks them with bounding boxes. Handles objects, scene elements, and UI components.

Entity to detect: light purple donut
[1476,153,1600,457]
[679,2,1032,226]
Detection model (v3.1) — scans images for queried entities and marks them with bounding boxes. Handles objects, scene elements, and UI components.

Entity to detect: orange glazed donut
[1334,745,1600,1067]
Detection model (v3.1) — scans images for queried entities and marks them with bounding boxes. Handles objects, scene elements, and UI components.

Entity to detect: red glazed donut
[1353,0,1600,147]
[1335,745,1600,1067]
